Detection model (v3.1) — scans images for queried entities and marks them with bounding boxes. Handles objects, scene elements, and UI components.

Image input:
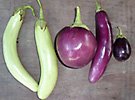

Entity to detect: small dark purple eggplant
[113,27,131,61]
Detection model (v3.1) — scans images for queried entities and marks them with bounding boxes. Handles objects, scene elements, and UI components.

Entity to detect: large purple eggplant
[88,1,113,83]
[56,6,97,69]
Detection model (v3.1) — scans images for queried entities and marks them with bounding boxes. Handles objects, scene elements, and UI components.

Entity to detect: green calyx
[71,6,89,30]
[14,5,35,20]
[36,19,47,31]
[96,0,103,12]
[36,0,46,30]
[116,26,126,39]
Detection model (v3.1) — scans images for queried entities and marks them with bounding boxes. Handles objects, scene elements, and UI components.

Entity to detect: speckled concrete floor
[0,0,135,100]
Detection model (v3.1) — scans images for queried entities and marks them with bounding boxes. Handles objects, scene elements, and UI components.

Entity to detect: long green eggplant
[3,6,38,92]
[35,0,58,99]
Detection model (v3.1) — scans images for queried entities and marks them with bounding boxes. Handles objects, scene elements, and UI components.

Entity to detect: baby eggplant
[56,6,97,69]
[113,27,131,61]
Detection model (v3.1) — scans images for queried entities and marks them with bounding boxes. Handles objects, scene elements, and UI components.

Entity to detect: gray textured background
[0,0,135,100]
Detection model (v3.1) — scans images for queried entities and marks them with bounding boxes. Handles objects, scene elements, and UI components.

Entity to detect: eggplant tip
[88,76,97,83]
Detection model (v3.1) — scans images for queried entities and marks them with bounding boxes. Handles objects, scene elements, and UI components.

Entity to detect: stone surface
[0,0,135,100]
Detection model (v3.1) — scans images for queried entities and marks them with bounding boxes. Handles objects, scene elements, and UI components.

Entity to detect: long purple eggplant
[88,1,113,83]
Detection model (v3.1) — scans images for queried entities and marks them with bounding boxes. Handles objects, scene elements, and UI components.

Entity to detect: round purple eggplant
[113,27,131,61]
[56,6,97,69]
[88,0,113,83]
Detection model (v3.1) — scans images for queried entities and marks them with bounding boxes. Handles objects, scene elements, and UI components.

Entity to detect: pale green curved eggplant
[3,6,38,92]
[35,0,58,99]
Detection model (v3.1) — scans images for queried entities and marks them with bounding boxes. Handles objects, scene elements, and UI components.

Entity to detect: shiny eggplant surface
[88,1,113,83]
[56,6,97,69]
[113,27,131,61]
[56,27,97,68]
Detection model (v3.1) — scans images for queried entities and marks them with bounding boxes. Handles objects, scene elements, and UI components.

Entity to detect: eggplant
[88,1,113,83]
[56,6,97,69]
[113,27,131,61]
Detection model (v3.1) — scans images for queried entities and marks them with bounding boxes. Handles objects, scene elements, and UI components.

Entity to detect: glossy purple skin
[113,37,131,61]
[88,10,113,83]
[56,27,97,69]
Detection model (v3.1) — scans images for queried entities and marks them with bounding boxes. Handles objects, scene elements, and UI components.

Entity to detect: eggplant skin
[113,38,131,61]
[56,27,97,69]
[88,10,113,83]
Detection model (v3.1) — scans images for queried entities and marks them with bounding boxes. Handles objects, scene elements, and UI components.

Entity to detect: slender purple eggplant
[113,27,131,61]
[88,1,113,83]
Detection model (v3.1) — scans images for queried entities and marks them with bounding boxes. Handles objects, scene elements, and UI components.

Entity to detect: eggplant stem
[14,5,36,21]
[23,5,36,16]
[96,0,102,12]
[117,26,123,35]
[71,6,89,30]
[74,6,82,25]
[36,0,47,30]
[14,5,35,16]
[116,26,126,38]
[37,0,44,20]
